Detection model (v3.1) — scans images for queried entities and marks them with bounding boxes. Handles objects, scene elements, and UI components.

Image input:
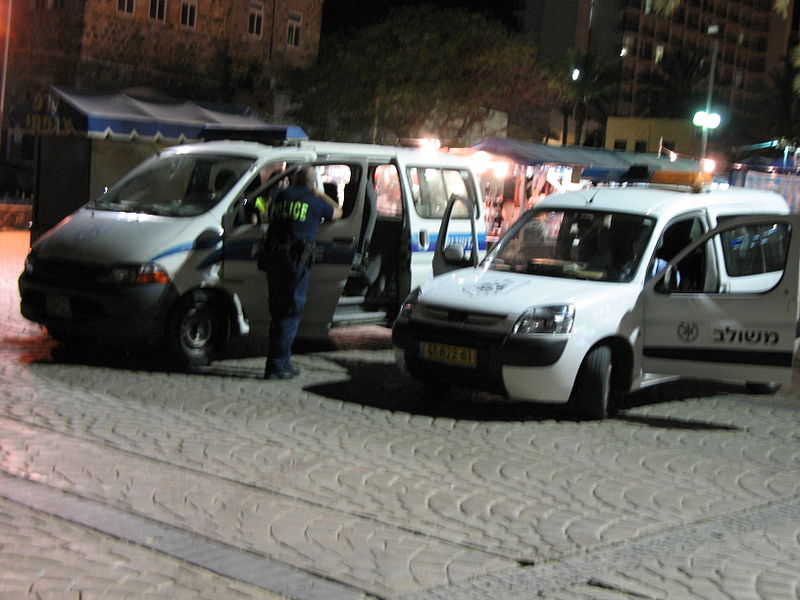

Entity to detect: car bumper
[392,319,575,401]
[19,273,176,345]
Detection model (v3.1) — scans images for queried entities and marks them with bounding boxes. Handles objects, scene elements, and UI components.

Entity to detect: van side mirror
[195,228,223,250]
[444,243,466,264]
[655,265,681,293]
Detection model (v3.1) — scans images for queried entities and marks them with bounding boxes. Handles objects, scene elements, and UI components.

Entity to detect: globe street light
[696,25,720,160]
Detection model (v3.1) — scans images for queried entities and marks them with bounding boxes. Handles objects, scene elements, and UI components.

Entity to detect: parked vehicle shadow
[306,358,758,428]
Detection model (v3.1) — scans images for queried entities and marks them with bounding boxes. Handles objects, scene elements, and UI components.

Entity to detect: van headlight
[106,262,171,285]
[512,304,574,335]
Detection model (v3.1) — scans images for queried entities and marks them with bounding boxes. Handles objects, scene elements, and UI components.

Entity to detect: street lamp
[696,25,720,161]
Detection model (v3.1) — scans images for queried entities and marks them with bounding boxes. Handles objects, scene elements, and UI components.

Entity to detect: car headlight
[512,304,574,334]
[106,263,171,285]
[395,287,422,322]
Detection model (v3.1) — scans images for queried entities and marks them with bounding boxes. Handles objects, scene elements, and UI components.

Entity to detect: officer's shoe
[264,365,301,380]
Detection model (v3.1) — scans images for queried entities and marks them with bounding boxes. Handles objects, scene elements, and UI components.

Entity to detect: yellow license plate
[422,342,477,368]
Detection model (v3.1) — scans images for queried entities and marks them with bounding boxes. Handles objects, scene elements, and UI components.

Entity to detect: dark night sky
[321,0,519,35]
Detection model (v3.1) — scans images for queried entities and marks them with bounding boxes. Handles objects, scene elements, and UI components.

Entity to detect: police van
[393,170,800,419]
[19,139,485,366]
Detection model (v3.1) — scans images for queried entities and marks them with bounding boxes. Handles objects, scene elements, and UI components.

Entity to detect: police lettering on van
[19,140,486,366]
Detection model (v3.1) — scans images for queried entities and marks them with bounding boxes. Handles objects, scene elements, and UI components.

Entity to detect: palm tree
[557,51,620,146]
[636,49,706,118]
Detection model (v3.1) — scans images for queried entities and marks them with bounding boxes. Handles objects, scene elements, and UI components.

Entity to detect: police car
[392,170,800,419]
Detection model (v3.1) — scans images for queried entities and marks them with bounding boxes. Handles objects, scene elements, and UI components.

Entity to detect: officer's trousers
[265,259,310,374]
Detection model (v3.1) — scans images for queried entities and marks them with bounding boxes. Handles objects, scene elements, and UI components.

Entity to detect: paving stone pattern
[1,229,799,599]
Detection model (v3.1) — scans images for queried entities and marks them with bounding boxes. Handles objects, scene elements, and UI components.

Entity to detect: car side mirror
[444,243,466,264]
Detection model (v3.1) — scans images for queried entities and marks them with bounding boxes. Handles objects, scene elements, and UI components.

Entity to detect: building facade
[519,0,794,145]
[2,0,323,114]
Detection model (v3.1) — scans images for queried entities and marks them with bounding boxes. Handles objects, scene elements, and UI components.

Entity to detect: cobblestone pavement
[1,229,799,599]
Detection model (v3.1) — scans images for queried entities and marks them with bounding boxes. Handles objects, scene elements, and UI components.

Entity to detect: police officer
[262,165,342,379]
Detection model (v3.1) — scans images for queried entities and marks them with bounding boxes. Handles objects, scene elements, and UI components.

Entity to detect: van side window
[374,164,402,218]
[318,164,357,217]
[407,167,475,219]
[663,222,792,295]
[718,220,790,277]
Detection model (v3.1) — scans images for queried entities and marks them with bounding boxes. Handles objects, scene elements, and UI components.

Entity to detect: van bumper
[18,273,177,346]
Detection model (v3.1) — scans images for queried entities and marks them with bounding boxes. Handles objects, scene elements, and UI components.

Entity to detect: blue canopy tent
[11,86,306,239]
[472,136,700,175]
[11,85,307,143]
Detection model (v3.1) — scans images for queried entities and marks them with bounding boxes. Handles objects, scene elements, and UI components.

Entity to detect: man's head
[292,165,317,189]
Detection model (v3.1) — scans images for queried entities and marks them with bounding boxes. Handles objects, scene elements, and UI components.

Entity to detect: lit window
[118,0,134,13]
[180,1,196,27]
[655,44,664,63]
[248,2,263,37]
[287,12,302,47]
[149,0,166,20]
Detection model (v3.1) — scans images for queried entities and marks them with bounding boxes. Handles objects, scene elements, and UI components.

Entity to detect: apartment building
[519,0,793,135]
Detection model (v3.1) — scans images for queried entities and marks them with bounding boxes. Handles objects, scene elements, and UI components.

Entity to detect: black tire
[745,381,782,395]
[568,345,612,420]
[166,290,226,367]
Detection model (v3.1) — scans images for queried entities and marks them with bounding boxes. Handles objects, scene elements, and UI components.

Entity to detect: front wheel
[165,290,226,368]
[568,345,612,420]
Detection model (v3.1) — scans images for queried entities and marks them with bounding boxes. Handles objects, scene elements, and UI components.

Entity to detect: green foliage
[636,49,707,118]
[282,6,556,144]
[548,50,620,145]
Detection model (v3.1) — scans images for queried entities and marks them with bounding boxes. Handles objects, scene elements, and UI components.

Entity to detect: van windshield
[485,209,656,282]
[87,153,254,217]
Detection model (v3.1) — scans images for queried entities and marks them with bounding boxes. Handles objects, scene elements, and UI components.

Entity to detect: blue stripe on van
[148,242,197,263]
[196,238,356,269]
[411,232,487,253]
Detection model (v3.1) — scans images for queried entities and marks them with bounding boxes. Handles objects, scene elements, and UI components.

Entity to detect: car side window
[651,216,708,292]
[718,221,791,293]
[407,167,476,219]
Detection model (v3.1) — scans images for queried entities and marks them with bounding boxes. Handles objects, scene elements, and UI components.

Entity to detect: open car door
[298,159,367,339]
[432,193,480,277]
[642,214,800,386]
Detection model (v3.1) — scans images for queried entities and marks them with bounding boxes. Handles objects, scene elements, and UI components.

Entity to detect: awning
[9,86,307,143]
[472,136,700,172]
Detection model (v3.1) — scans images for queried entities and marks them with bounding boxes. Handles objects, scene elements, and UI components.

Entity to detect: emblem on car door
[677,321,699,343]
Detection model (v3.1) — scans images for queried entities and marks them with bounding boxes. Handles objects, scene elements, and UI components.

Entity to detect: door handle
[419,230,430,250]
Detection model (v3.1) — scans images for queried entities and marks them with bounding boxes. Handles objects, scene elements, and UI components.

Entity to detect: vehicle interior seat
[344,179,381,296]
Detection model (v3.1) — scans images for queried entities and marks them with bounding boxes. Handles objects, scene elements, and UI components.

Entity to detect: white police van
[19,139,485,366]
[393,170,800,418]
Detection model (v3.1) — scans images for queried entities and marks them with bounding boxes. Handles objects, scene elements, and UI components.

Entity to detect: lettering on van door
[713,326,779,346]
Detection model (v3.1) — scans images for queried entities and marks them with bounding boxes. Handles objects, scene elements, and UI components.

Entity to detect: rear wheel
[166,291,226,367]
[568,345,612,420]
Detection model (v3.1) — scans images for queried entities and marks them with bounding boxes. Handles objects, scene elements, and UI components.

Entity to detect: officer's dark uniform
[263,179,335,379]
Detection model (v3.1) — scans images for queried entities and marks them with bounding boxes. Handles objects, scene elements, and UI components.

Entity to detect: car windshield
[485,208,656,282]
[87,153,254,217]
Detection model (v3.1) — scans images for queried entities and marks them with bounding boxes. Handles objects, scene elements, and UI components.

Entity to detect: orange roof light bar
[649,170,712,189]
